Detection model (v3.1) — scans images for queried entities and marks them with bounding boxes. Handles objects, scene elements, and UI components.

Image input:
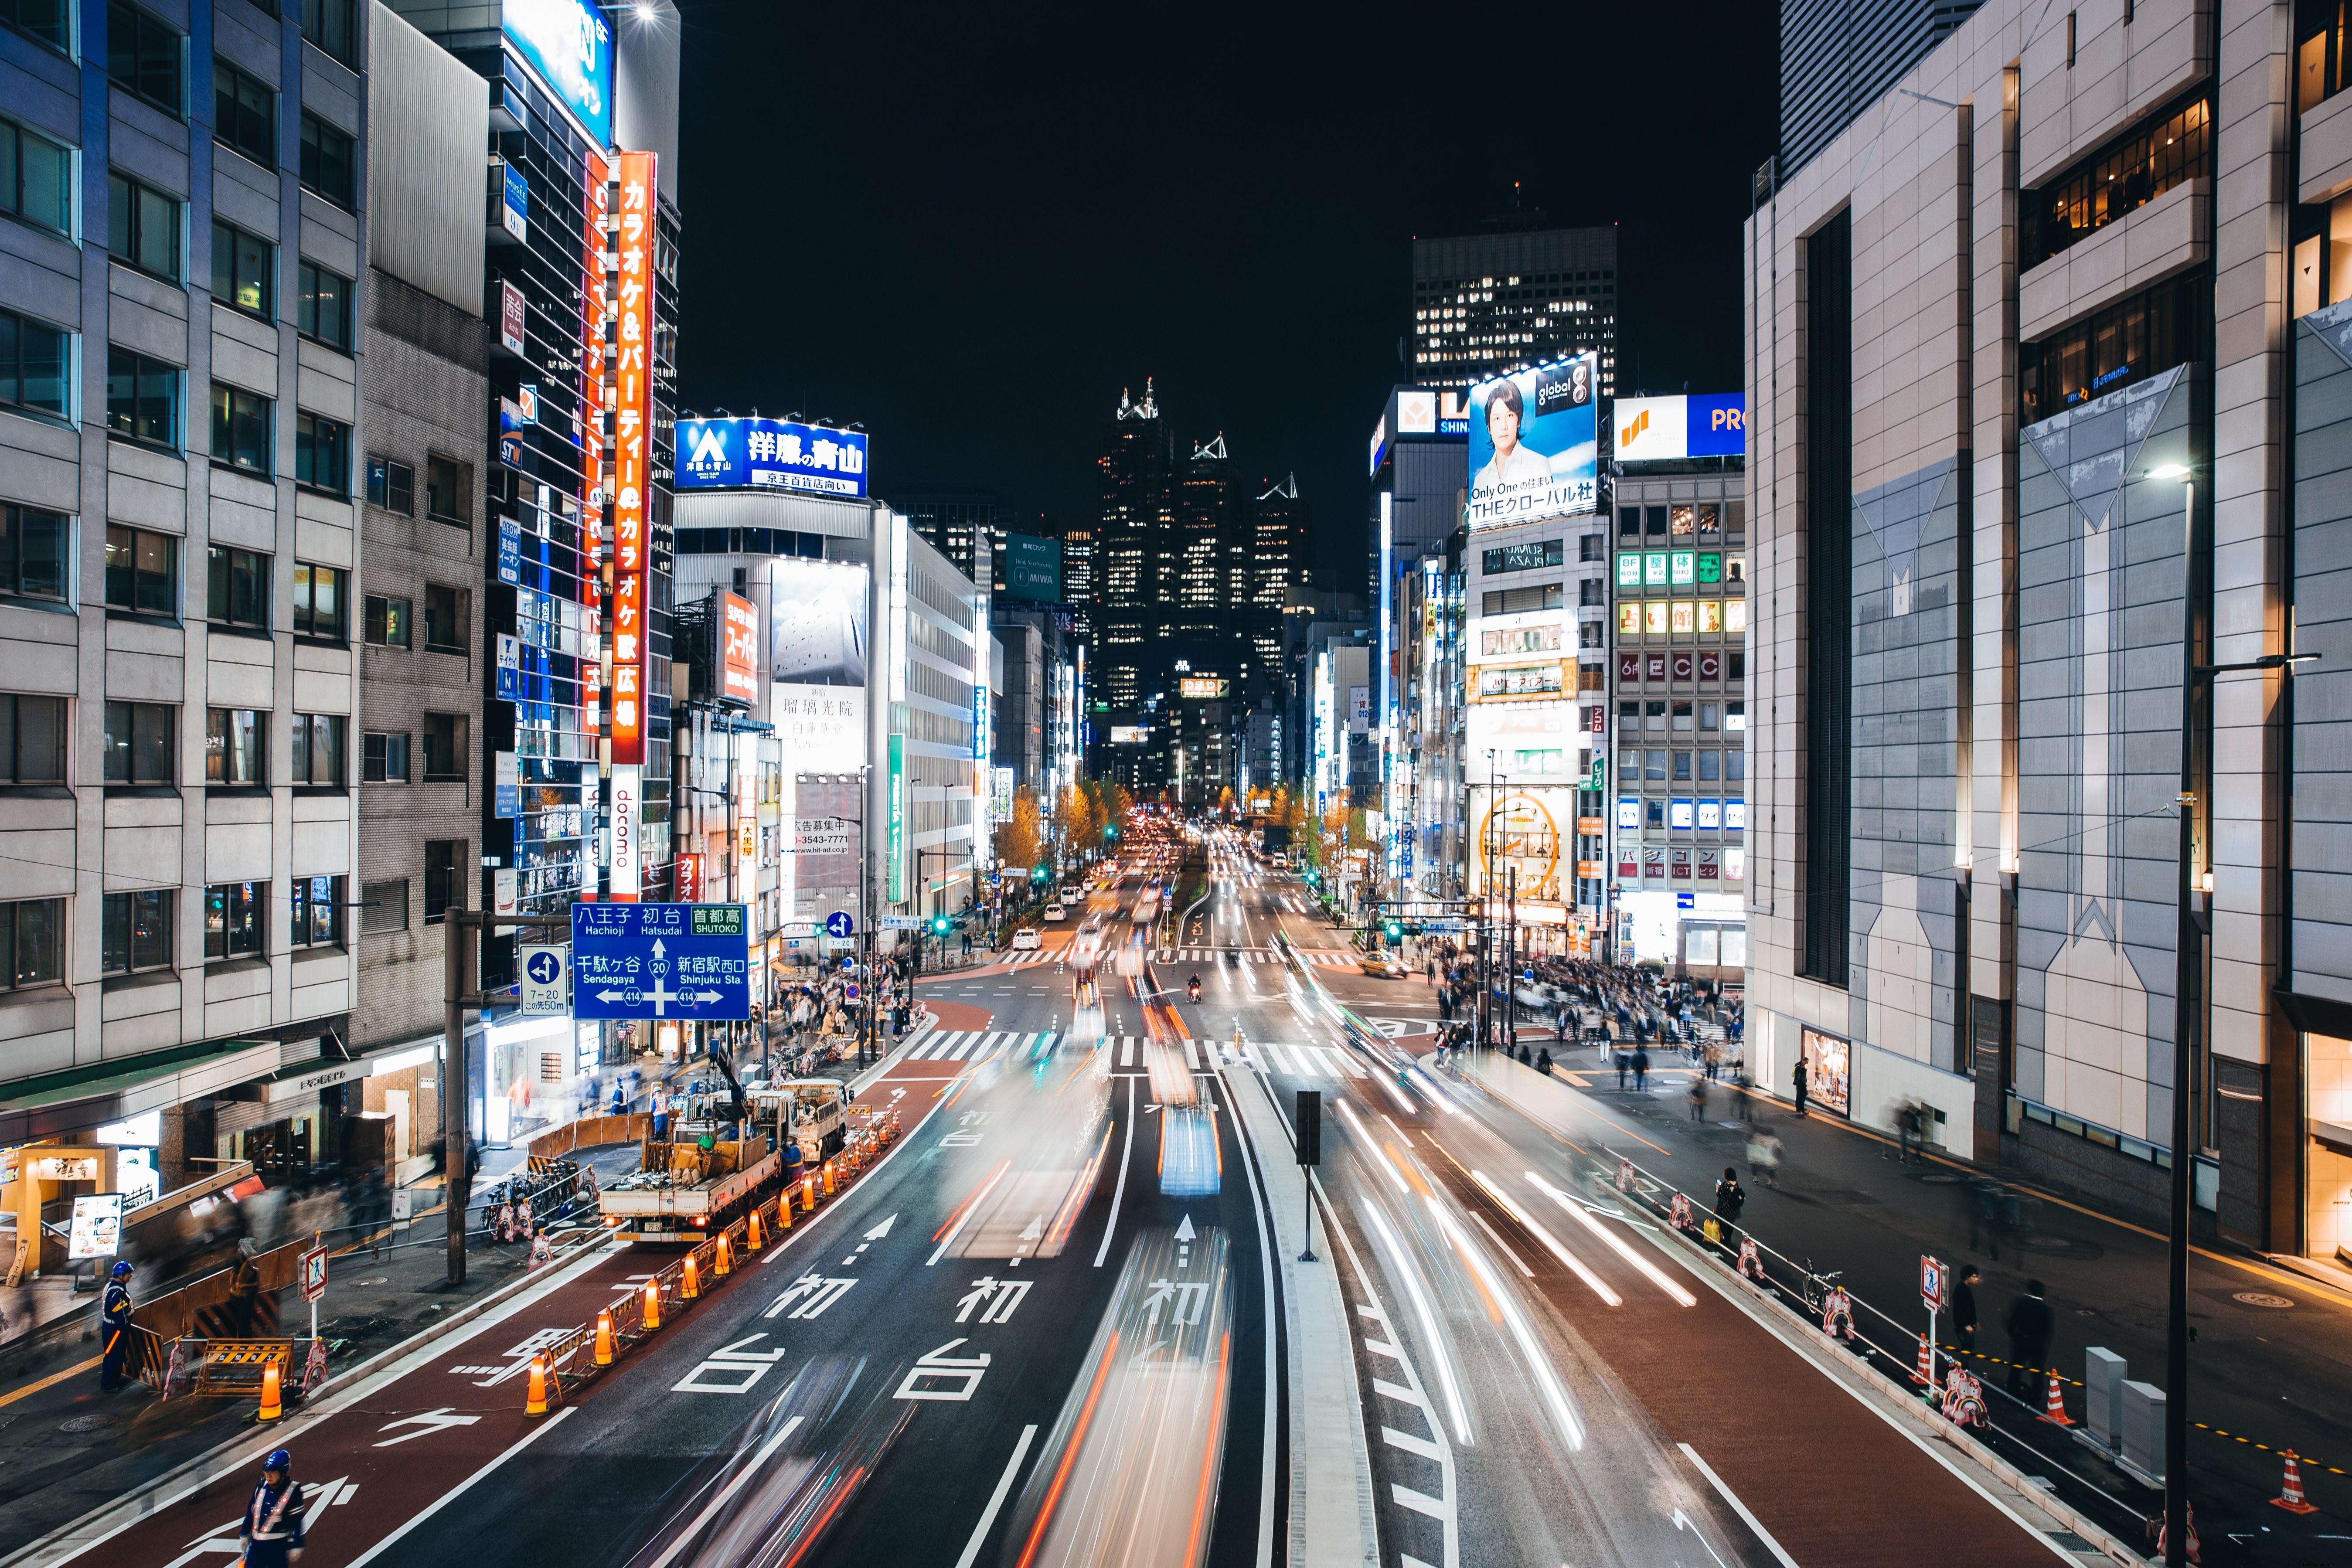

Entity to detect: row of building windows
[1,507,350,628]
[0,691,460,789]
[1617,746,1749,782]
[1617,599,1749,636]
[1618,797,1748,830]
[362,587,470,652]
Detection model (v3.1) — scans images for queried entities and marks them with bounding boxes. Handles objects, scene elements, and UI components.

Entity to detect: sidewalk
[1465,1040,2352,1564]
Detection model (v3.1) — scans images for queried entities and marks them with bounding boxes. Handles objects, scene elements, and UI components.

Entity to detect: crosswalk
[898,1029,1057,1062]
[1147,947,1361,967]
[1077,1034,1370,1081]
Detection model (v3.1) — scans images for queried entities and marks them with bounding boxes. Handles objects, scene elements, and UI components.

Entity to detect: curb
[0,1228,620,1568]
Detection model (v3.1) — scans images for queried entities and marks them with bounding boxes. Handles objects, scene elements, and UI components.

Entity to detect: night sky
[673,3,1780,587]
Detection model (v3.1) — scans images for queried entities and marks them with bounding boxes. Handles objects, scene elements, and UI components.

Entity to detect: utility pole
[441,911,569,1286]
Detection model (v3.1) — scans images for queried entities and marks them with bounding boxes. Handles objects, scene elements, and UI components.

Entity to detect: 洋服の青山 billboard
[1467,353,1599,529]
[772,561,869,771]
[676,416,869,498]
[1004,534,1060,602]
[502,0,611,149]
[1611,394,1747,463]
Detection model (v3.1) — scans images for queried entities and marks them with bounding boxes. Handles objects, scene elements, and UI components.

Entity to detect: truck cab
[749,1079,848,1167]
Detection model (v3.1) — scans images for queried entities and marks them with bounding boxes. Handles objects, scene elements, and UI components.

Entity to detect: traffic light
[930,914,953,937]
[1032,863,1051,881]
[1104,824,1118,839]
[1383,919,1402,946]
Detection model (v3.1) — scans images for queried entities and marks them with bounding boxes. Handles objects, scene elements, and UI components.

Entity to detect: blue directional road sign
[571,902,752,1021]
[824,910,855,939]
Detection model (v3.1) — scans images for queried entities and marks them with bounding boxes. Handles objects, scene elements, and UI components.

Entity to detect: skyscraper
[1247,476,1306,672]
[1095,381,1176,716]
[901,493,1010,594]
[1411,225,1619,394]
[1174,435,1238,639]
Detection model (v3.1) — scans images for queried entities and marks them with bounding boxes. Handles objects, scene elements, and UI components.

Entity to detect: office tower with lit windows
[902,492,1009,595]
[1094,382,1176,717]
[1411,225,1618,394]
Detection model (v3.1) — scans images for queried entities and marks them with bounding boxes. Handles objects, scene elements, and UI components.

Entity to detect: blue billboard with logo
[1466,352,1599,529]
[503,0,613,150]
[676,417,870,499]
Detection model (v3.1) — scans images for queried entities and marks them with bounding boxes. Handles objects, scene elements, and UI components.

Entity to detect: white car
[1012,927,1042,950]
[1043,904,1067,922]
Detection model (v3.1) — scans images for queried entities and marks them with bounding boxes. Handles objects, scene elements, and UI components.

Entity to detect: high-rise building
[1247,475,1305,671]
[0,1,371,1201]
[1094,381,1176,717]
[902,492,1008,595]
[1411,225,1619,394]
[1173,435,1236,639]
[1777,0,1984,182]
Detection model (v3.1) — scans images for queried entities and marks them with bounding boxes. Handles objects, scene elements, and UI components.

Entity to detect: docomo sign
[608,151,659,765]
[720,591,759,707]
[610,764,642,900]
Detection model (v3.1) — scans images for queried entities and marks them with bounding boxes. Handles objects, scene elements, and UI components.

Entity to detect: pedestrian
[1733,1061,1754,1122]
[1953,1265,1981,1358]
[240,1449,307,1567]
[1615,1050,1629,1091]
[2003,1278,2055,1399]
[1687,1076,1708,1121]
[1633,1046,1649,1092]
[1712,1167,1746,1251]
[98,1259,135,1391]
[1792,1056,1809,1116]
[1896,1099,1923,1163]
[1536,1047,1553,1076]
[228,1238,263,1338]
[609,1080,626,1117]
[1745,1128,1783,1188]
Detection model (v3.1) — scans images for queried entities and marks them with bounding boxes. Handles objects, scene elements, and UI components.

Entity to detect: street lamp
[2145,460,2317,1565]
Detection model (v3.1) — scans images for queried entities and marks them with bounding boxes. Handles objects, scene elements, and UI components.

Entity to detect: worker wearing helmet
[98,1260,135,1391]
[242,1449,307,1565]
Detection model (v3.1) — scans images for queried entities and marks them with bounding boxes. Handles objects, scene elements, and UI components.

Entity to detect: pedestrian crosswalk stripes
[1144,948,1361,966]
[901,1027,1376,1081]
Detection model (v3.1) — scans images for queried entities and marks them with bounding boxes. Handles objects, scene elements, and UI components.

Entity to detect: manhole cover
[2232,1291,2295,1309]
[58,1414,117,1432]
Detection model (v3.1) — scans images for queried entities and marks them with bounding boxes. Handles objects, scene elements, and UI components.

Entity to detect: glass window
[106,346,180,446]
[102,700,172,783]
[289,874,343,947]
[210,381,269,472]
[362,731,408,782]
[1700,600,1725,634]
[292,563,345,639]
[1728,749,1746,781]
[102,888,171,974]
[1643,602,1668,635]
[1645,798,1664,829]
[423,585,468,653]
[206,544,269,628]
[1644,505,1667,538]
[204,881,262,959]
[299,112,354,206]
[296,260,351,349]
[103,524,175,616]
[211,221,272,316]
[1697,503,1722,539]
[422,713,465,780]
[366,457,415,514]
[106,170,181,280]
[0,692,65,782]
[1579,534,1603,562]
[1671,504,1695,536]
[1671,601,1696,634]
[0,1,71,51]
[425,454,470,524]
[106,1,183,113]
[1727,701,1747,732]
[293,409,347,490]
[0,308,68,419]
[1674,751,1692,781]
[2025,92,2212,269]
[364,594,410,647]
[289,711,344,786]
[1726,599,1747,634]
[1617,507,1639,537]
[1699,750,1721,781]
[212,59,273,167]
[423,839,463,923]
[1672,700,1693,731]
[0,897,63,989]
[205,707,262,785]
[1700,702,1719,731]
[2,507,68,601]
[360,876,408,934]
[1644,748,1665,782]
[1646,700,1666,730]
[0,116,71,235]
[301,0,357,67]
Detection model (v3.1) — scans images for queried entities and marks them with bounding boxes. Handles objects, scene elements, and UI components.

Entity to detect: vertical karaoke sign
[580,147,609,773]
[609,150,658,898]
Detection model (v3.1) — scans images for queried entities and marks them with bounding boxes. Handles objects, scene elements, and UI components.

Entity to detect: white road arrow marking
[864,1215,897,1240]
[1174,1214,1197,1243]
[373,1409,483,1448]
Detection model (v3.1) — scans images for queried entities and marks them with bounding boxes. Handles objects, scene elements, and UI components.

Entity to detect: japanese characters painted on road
[1920,1253,1947,1313]
[520,943,568,1014]
[572,902,752,1020]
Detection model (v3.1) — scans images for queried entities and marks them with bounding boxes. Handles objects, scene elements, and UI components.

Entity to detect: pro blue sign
[676,417,869,499]
[501,0,612,150]
[571,902,752,1020]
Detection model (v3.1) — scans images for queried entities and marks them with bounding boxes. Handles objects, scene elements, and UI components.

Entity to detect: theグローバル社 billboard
[1467,352,1599,529]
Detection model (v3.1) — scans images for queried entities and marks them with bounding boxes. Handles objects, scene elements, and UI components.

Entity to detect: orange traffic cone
[715,1231,734,1277]
[682,1252,701,1300]
[258,1360,283,1422]
[747,1210,765,1252]
[801,1176,817,1214]
[2039,1371,2076,1427]
[2274,1450,2321,1514]
[823,1162,837,1197]
[525,1353,551,1415]
[776,1194,793,1229]
[642,1279,661,1331]
[594,1308,615,1367]
[1912,1332,1935,1386]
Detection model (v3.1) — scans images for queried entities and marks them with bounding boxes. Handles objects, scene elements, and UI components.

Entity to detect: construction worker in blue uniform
[97,1260,134,1391]
[240,1449,307,1565]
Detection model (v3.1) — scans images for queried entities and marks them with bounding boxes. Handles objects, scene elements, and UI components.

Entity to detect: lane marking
[1678,1443,1801,1568]
[1093,1076,1137,1267]
[644,1417,806,1568]
[928,1162,1012,1266]
[344,1408,575,1567]
[952,1424,1039,1568]
[1465,1211,1533,1277]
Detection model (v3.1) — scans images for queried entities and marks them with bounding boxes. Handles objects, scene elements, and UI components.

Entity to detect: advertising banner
[792,776,863,892]
[500,279,526,356]
[1611,393,1747,463]
[1468,785,1578,902]
[1467,701,1580,776]
[887,735,906,903]
[607,150,657,765]
[1802,1027,1852,1116]
[502,0,612,147]
[992,765,1014,827]
[677,416,869,497]
[775,686,866,772]
[771,560,868,687]
[1004,534,1061,602]
[1467,352,1599,529]
[66,1194,123,1260]
[609,763,641,900]
[719,590,759,707]
[1179,677,1229,700]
